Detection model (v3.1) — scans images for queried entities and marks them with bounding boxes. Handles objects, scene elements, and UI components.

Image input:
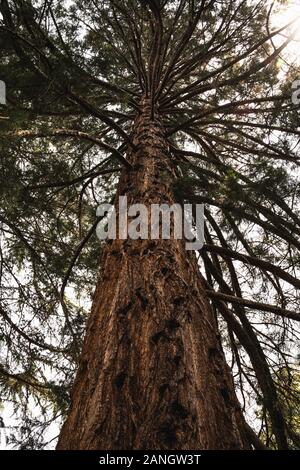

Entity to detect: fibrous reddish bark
[57,99,250,450]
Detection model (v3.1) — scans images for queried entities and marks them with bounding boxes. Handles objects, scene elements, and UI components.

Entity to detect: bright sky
[271,0,300,64]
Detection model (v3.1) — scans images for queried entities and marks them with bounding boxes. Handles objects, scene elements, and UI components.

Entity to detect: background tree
[257,367,300,449]
[0,0,300,449]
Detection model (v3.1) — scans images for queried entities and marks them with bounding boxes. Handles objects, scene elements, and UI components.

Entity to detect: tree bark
[57,98,250,450]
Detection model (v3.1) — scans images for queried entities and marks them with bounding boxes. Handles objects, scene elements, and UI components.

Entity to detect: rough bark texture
[57,99,250,450]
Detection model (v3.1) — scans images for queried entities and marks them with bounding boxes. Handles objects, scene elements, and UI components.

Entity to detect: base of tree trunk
[57,100,250,450]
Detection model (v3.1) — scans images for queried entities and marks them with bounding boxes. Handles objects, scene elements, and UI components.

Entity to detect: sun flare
[272,0,300,63]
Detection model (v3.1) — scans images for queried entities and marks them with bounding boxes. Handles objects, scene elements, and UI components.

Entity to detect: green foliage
[0,0,300,449]
[257,368,300,449]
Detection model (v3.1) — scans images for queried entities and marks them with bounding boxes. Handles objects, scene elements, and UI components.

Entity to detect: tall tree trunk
[57,98,250,450]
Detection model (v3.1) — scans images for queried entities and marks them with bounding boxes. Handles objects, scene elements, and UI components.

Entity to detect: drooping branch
[206,290,300,322]
[202,245,300,290]
[0,305,67,354]
[3,129,132,169]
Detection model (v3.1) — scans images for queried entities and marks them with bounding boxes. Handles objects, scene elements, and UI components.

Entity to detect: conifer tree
[0,0,300,449]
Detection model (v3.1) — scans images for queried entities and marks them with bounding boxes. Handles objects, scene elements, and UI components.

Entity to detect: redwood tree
[0,0,300,450]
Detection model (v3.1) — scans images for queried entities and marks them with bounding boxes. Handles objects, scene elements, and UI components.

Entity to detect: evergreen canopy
[0,0,300,449]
